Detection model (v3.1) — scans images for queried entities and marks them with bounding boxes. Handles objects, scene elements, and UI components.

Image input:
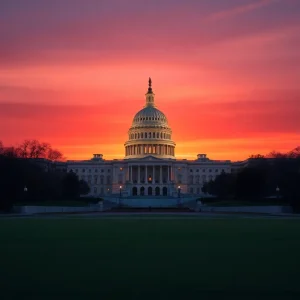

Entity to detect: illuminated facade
[67,79,231,197]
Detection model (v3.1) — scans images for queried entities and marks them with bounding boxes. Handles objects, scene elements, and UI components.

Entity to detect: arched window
[157,132,159,138]
[149,132,151,138]
[138,133,140,138]
[141,133,143,138]
[145,133,147,138]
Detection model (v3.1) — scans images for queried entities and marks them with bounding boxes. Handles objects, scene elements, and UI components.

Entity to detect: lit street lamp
[24,186,28,202]
[119,185,122,207]
[276,186,280,202]
[177,185,181,207]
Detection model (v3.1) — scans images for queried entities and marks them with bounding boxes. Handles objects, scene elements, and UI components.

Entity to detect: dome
[124,78,176,159]
[132,106,169,128]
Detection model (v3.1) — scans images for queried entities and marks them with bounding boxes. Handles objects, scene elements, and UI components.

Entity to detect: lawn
[1,217,300,299]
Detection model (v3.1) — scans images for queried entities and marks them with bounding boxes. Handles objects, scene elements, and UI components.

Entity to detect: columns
[130,165,133,182]
[126,166,129,181]
[153,165,155,183]
[160,166,162,184]
[145,165,148,182]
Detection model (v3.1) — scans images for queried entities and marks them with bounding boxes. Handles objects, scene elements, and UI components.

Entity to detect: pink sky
[0,0,299,161]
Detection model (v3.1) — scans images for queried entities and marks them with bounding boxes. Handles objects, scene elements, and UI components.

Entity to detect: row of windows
[134,116,166,122]
[129,132,171,140]
[70,169,111,174]
[189,169,226,173]
[188,175,214,183]
[81,175,111,184]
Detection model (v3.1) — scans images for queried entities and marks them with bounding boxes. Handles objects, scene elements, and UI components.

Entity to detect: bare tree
[15,139,63,161]
[47,148,63,161]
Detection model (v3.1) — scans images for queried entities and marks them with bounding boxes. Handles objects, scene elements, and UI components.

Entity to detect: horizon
[1,0,300,161]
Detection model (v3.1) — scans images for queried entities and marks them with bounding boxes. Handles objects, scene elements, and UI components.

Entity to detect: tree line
[0,140,90,212]
[202,147,300,211]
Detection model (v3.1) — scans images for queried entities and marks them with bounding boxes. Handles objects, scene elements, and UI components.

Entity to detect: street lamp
[24,186,28,202]
[276,186,280,202]
[177,185,181,207]
[119,185,122,206]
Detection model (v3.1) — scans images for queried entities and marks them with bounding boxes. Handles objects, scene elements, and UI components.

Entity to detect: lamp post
[119,185,122,207]
[276,186,280,203]
[177,185,181,207]
[24,186,28,202]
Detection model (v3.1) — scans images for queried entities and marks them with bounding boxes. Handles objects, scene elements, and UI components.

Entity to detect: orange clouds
[1,0,300,161]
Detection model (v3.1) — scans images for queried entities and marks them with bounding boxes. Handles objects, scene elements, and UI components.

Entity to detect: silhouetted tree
[79,179,90,196]
[15,139,63,161]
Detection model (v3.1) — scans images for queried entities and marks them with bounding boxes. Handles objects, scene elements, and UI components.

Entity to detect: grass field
[1,216,300,299]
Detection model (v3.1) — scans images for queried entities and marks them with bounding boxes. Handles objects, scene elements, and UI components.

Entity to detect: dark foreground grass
[1,217,300,299]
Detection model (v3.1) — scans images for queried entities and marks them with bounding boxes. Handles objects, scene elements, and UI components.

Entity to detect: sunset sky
[0,0,300,161]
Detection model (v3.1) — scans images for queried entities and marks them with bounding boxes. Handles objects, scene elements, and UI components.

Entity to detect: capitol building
[67,79,231,199]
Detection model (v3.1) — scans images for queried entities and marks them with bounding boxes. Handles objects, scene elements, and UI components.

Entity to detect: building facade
[67,79,232,197]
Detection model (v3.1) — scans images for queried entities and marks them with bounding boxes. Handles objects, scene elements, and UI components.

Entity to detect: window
[156,132,159,138]
[141,133,144,138]
[209,169,212,172]
[145,133,147,138]
[100,176,104,184]
[94,175,98,184]
[108,169,110,173]
[196,169,199,172]
[107,176,111,184]
[177,174,182,184]
[202,169,206,172]
[101,169,104,173]
[118,174,123,184]
[190,187,194,194]
[89,169,91,173]
[149,132,151,138]
[75,169,78,173]
[82,169,85,173]
[94,187,97,194]
[190,169,193,172]
[215,169,218,172]
[95,169,98,173]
